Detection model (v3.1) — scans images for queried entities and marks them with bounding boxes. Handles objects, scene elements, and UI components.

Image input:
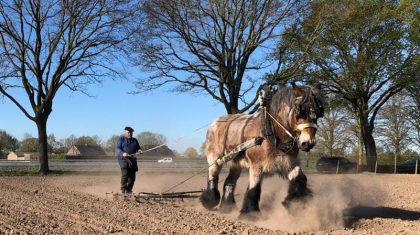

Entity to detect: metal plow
[138,190,203,199]
[107,190,203,202]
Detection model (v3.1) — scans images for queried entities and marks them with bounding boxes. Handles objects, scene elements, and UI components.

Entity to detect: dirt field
[0,172,419,234]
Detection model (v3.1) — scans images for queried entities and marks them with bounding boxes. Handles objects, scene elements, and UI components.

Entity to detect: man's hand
[123,152,129,157]
[137,149,143,154]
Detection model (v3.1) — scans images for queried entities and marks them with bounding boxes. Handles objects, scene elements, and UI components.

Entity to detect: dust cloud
[253,174,387,232]
[52,171,389,233]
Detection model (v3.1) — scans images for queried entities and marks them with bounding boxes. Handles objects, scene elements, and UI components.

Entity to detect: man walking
[116,126,142,194]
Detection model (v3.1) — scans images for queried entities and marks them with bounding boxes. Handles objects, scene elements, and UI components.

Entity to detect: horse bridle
[266,107,318,139]
[262,98,318,153]
[294,122,318,132]
[293,107,318,132]
[288,94,318,132]
[258,86,319,147]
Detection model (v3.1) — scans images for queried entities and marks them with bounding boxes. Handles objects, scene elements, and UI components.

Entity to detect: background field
[0,162,419,234]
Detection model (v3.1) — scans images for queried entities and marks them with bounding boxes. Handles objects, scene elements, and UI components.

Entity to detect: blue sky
[0,78,227,153]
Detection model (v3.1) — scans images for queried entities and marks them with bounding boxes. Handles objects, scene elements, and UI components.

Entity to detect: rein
[264,108,295,139]
[262,95,318,152]
[265,108,318,137]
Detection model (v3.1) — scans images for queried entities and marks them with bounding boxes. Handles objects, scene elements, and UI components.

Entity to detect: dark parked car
[396,158,420,174]
[316,156,357,173]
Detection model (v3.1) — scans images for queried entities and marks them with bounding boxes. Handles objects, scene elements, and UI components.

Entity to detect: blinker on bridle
[294,107,318,132]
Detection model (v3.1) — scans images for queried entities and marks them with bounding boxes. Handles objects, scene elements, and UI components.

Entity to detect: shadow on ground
[345,206,420,226]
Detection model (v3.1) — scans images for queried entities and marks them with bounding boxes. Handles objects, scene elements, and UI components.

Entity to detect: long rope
[161,166,209,194]
[161,159,221,194]
[131,122,213,193]
[141,144,166,154]
[130,122,212,156]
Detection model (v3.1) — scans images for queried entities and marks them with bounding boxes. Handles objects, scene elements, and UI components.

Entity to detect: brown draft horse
[200,83,324,216]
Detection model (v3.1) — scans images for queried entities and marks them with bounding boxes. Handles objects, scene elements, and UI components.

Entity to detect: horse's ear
[291,82,302,97]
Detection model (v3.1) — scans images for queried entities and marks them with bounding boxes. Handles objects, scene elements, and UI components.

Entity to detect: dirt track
[0,172,419,234]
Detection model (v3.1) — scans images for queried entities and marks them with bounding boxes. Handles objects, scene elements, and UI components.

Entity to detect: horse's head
[290,83,324,152]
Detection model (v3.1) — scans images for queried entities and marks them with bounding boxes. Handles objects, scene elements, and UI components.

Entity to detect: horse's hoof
[219,202,236,213]
[282,195,312,214]
[282,200,291,209]
[238,211,261,221]
[200,189,220,210]
[282,199,302,211]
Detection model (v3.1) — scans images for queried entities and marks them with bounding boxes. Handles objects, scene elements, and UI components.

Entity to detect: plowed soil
[0,172,419,234]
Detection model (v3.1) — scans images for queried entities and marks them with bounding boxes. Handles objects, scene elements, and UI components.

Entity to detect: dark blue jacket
[116,136,142,168]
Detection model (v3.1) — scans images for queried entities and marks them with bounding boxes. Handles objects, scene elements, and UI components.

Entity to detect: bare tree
[0,0,133,174]
[104,134,119,153]
[376,94,412,162]
[348,120,365,166]
[75,135,102,146]
[60,134,77,149]
[184,147,198,158]
[136,131,167,147]
[132,0,309,114]
[316,105,352,157]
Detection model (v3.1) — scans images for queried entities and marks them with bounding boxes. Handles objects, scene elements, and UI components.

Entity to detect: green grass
[49,154,66,160]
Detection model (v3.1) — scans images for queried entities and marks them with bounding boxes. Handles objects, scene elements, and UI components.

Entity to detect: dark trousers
[119,157,138,193]
[120,167,136,193]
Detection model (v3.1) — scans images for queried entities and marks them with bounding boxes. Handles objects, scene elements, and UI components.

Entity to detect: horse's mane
[269,87,295,114]
[269,86,324,117]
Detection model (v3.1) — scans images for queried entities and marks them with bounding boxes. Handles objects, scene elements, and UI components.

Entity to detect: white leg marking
[209,164,219,181]
[249,168,262,188]
[288,166,300,181]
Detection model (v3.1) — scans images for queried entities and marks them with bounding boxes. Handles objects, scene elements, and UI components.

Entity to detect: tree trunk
[358,111,377,172]
[36,116,49,175]
[225,103,239,114]
[363,130,377,172]
[395,143,401,162]
[394,153,397,173]
[357,131,364,166]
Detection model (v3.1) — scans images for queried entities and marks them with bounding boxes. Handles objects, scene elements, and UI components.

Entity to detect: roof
[141,145,174,157]
[67,145,106,156]
[8,151,25,157]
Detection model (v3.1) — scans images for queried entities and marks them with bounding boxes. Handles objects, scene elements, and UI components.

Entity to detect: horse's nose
[300,139,316,152]
[300,141,309,151]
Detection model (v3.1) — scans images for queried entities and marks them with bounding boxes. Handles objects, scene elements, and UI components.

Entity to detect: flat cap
[124,126,134,132]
